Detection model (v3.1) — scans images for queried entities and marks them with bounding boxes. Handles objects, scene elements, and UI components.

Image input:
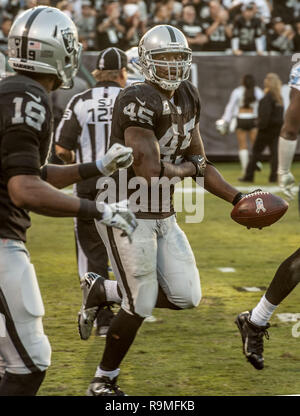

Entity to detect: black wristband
[78,199,103,220]
[232,192,244,206]
[184,155,206,177]
[78,162,100,180]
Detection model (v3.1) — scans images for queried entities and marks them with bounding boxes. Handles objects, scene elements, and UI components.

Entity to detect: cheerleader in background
[216,74,264,177]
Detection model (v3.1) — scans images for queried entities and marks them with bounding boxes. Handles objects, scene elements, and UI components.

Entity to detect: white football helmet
[138,25,192,91]
[8,6,82,89]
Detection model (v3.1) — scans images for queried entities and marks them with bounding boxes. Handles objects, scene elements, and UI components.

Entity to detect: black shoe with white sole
[78,272,111,340]
[235,311,270,370]
[86,376,125,396]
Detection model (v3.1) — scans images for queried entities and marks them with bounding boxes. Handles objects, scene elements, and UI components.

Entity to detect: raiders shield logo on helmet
[61,28,75,53]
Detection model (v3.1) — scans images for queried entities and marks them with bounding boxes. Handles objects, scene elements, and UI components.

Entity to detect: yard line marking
[217,267,236,273]
[241,287,263,292]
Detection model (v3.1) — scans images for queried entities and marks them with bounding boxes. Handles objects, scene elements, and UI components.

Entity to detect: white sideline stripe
[217,267,236,273]
[62,185,298,195]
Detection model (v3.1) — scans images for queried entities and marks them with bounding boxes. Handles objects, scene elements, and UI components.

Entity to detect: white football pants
[0,239,51,374]
[95,214,202,318]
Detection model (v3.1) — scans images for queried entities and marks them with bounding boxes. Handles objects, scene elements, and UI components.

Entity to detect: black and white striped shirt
[55,81,122,164]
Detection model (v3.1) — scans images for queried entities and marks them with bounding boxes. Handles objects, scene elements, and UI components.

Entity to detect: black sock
[0,371,46,396]
[265,248,300,305]
[100,308,144,371]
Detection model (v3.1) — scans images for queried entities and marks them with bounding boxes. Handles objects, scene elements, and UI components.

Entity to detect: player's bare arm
[185,123,240,203]
[8,172,137,241]
[42,143,133,189]
[125,126,196,182]
[8,174,82,216]
[281,88,300,141]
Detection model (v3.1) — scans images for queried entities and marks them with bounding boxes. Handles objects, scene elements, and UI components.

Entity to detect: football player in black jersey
[231,2,265,55]
[78,24,245,396]
[0,6,136,396]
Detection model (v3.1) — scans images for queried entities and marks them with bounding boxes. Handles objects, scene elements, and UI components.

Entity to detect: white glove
[96,200,137,243]
[278,171,295,200]
[215,119,229,136]
[97,143,133,176]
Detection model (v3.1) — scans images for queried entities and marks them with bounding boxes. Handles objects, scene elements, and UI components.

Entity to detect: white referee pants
[95,215,202,318]
[0,239,51,374]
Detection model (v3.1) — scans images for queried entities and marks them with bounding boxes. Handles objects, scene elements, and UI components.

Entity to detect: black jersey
[232,16,264,51]
[106,80,201,219]
[177,20,206,52]
[0,74,52,242]
[201,18,231,51]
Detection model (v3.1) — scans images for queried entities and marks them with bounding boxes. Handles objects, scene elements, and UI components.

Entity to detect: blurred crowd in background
[0,0,300,56]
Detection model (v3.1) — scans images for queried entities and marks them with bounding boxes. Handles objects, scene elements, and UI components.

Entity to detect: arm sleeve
[255,36,264,52]
[222,88,240,123]
[55,95,81,150]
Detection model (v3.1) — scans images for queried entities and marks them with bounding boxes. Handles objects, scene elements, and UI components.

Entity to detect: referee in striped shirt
[55,47,128,336]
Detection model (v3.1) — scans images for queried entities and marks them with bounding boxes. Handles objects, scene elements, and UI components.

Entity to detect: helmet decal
[8,6,82,89]
[61,28,75,54]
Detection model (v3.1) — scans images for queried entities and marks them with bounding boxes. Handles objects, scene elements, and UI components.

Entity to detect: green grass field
[27,162,300,396]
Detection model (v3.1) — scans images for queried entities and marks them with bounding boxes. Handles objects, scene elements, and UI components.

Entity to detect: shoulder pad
[0,74,49,105]
[122,83,163,108]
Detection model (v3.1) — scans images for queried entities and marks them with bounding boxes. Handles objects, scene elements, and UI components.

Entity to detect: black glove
[184,155,206,177]
[232,189,262,205]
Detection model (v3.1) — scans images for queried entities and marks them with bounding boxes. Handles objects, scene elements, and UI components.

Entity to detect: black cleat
[78,272,111,340]
[95,305,115,337]
[235,311,270,370]
[86,376,126,396]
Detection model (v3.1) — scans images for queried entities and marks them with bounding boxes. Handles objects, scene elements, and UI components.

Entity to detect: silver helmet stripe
[165,26,177,43]
[21,7,45,58]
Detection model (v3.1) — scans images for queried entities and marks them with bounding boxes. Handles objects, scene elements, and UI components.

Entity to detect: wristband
[78,199,103,220]
[232,192,243,206]
[78,162,101,180]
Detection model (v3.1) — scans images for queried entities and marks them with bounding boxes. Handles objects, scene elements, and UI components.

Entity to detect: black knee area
[266,249,300,305]
[0,370,46,396]
[156,286,182,310]
[100,308,144,371]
